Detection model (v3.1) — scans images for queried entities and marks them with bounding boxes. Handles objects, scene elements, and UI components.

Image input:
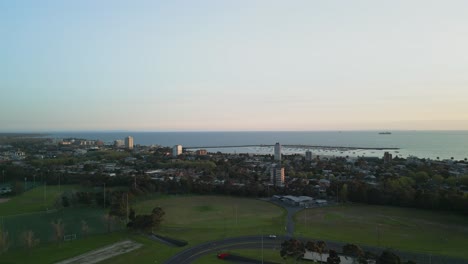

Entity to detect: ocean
[48,131,468,161]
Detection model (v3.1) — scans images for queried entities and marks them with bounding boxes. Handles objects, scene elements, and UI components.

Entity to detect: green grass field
[0,185,125,250]
[134,195,286,244]
[294,204,468,259]
[0,232,129,264]
[0,195,285,263]
[7,193,467,263]
[98,195,286,263]
[0,185,81,216]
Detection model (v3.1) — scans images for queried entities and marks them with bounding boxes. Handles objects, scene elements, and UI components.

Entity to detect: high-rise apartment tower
[274,142,281,161]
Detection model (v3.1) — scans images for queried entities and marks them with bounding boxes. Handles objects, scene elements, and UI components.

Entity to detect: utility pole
[261,234,264,264]
[103,183,106,209]
[126,192,129,224]
[24,177,27,191]
[305,208,307,229]
[44,182,47,209]
[235,205,238,226]
[2,170,4,184]
[336,184,339,202]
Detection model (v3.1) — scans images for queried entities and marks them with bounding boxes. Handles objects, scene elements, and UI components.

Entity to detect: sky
[1,0,468,132]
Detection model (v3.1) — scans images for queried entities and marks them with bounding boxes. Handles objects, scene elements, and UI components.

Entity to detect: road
[164,235,468,264]
[163,235,282,264]
[163,200,468,264]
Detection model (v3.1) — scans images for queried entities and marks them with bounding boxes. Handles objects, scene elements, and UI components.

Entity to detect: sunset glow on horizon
[2,0,468,132]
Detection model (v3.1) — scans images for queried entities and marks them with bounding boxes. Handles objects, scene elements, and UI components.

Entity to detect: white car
[268,235,277,239]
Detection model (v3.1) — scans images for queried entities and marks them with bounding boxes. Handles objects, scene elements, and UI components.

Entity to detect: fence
[0,207,125,250]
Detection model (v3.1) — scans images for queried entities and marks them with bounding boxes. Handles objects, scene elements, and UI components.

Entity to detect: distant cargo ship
[379,132,392,135]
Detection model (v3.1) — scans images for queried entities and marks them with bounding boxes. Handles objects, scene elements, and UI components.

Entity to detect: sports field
[295,204,468,259]
[98,195,286,263]
[0,185,81,216]
[0,232,129,264]
[0,185,123,250]
[0,195,285,263]
[134,195,286,243]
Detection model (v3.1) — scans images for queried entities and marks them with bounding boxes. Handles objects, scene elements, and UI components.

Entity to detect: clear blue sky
[2,0,468,131]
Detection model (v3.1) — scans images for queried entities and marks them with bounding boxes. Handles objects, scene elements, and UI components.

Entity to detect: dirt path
[55,240,142,264]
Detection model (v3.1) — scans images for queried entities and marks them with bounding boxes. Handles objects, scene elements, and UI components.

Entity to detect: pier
[185,144,399,150]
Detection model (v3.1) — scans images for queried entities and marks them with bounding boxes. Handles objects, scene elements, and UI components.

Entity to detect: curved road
[164,200,468,264]
[164,235,282,264]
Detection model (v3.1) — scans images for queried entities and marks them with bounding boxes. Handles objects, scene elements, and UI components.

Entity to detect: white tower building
[172,145,182,157]
[125,136,134,150]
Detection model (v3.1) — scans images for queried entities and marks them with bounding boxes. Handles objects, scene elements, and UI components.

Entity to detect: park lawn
[0,185,81,216]
[1,207,116,249]
[1,195,285,263]
[134,195,286,243]
[0,232,129,264]
[99,196,286,263]
[294,204,468,259]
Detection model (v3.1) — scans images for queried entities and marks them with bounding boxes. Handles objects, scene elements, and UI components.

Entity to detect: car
[217,253,230,259]
[268,234,277,239]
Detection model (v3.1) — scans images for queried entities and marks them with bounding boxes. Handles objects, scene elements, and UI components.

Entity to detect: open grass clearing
[99,196,286,263]
[0,232,129,264]
[1,195,285,263]
[0,185,80,216]
[133,195,286,243]
[295,204,468,259]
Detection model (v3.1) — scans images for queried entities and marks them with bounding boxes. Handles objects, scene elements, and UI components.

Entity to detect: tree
[342,244,368,264]
[0,227,9,254]
[20,230,40,249]
[51,219,64,242]
[327,249,341,264]
[129,208,136,222]
[127,207,165,233]
[280,238,305,263]
[12,181,24,195]
[339,184,348,202]
[305,241,317,252]
[378,250,401,264]
[342,243,364,257]
[316,240,328,261]
[109,193,127,222]
[413,172,429,184]
[151,207,165,230]
[81,220,89,237]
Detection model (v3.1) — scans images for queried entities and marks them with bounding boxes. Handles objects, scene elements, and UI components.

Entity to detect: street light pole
[235,205,238,226]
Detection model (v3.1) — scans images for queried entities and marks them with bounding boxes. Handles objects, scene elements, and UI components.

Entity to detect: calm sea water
[49,131,468,160]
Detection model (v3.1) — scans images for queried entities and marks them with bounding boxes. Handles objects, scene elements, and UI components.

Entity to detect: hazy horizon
[2,0,468,131]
